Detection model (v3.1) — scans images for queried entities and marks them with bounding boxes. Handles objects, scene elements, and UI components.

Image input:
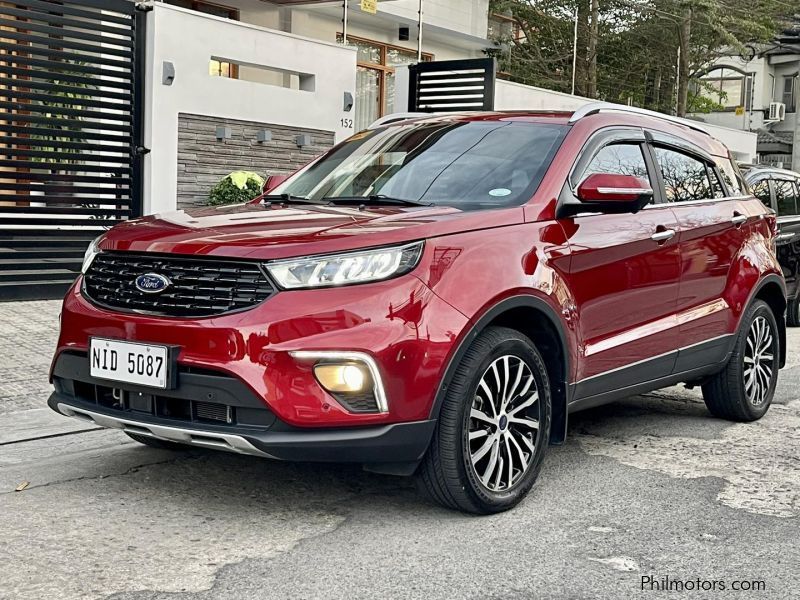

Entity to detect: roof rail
[368,112,435,129]
[568,102,710,136]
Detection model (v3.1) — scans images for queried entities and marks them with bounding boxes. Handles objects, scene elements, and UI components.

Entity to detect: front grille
[83,252,276,317]
[332,390,380,413]
[195,401,232,424]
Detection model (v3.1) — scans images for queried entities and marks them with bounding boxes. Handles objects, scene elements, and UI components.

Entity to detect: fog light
[314,363,369,393]
[289,350,389,413]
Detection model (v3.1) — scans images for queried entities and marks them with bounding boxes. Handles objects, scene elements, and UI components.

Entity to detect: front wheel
[416,326,551,514]
[702,300,779,421]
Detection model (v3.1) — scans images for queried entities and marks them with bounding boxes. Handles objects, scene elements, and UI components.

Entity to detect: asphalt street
[0,300,797,599]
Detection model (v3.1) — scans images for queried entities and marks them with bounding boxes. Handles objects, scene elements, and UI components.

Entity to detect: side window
[654,147,712,202]
[716,158,744,196]
[752,179,772,208]
[706,166,725,198]
[583,143,651,182]
[773,180,799,216]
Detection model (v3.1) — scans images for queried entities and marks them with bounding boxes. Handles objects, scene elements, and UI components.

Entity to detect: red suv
[50,103,786,514]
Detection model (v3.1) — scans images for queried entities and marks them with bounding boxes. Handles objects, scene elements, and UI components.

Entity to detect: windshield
[271,120,568,210]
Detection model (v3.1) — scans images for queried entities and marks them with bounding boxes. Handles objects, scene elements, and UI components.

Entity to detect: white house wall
[143,3,356,214]
[289,6,485,61]
[377,0,490,40]
[495,79,758,162]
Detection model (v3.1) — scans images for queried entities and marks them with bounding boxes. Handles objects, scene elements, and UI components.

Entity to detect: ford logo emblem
[134,273,172,294]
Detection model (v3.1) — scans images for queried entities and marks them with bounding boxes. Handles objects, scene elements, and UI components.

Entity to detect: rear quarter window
[715,158,745,195]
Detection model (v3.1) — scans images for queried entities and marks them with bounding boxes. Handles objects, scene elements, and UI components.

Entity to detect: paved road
[1,301,798,599]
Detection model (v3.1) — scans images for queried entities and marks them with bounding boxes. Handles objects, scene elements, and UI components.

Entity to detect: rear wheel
[416,326,551,514]
[125,432,191,451]
[702,300,779,421]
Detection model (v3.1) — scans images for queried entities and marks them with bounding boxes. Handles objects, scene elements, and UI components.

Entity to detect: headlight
[81,236,102,274]
[266,241,423,290]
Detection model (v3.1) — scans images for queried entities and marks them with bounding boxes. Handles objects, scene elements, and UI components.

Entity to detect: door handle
[732,213,748,227]
[651,228,676,242]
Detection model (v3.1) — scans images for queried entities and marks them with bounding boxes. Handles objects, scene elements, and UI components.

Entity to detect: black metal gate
[0,0,145,301]
[408,58,496,113]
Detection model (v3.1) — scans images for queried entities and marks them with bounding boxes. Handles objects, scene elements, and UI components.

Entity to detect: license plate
[89,338,171,389]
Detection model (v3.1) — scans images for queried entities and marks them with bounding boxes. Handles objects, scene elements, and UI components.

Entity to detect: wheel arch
[749,275,787,368]
[429,295,571,445]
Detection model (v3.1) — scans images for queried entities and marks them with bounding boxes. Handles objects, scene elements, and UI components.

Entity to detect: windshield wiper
[324,194,431,207]
[260,194,323,206]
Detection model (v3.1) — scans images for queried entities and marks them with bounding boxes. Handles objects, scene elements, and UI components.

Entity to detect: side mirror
[576,173,654,207]
[263,174,289,194]
[557,173,654,218]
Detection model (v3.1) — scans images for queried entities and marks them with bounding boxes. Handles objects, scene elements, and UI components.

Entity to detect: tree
[488,0,790,116]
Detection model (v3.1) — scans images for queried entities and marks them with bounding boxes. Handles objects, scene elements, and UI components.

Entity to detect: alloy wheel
[467,355,541,492]
[743,315,775,406]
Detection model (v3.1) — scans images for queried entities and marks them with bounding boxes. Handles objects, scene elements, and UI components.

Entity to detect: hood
[98,201,523,261]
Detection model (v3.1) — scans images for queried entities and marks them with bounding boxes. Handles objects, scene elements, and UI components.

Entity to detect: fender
[739,273,787,368]
[428,294,572,445]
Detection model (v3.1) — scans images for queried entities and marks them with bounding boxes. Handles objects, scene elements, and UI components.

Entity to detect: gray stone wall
[176,113,335,209]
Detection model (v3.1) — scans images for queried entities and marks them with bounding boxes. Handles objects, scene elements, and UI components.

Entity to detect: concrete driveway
[1,300,798,599]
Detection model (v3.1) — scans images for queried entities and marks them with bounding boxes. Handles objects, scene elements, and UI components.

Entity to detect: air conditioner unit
[768,102,786,121]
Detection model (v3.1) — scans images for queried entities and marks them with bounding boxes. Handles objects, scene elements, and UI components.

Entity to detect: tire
[702,299,779,422]
[416,326,552,514]
[787,295,800,327]
[125,432,191,451]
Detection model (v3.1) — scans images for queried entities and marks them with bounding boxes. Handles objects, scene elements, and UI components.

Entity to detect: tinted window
[707,166,725,198]
[275,121,568,210]
[752,179,772,208]
[716,158,744,195]
[774,180,799,216]
[654,147,712,202]
[583,143,651,182]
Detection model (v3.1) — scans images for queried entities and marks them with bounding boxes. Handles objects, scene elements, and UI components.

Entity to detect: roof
[757,130,793,145]
[373,105,729,156]
[741,165,800,179]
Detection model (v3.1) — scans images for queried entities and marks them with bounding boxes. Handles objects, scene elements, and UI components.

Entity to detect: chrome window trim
[289,350,389,413]
[595,186,654,195]
[641,194,754,210]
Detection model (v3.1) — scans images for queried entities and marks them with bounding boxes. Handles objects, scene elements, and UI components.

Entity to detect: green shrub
[208,171,265,206]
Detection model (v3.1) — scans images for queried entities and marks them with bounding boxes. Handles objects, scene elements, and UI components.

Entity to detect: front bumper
[49,349,436,464]
[49,392,436,464]
[53,272,468,428]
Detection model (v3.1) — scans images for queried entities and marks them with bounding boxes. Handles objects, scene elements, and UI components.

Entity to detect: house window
[338,36,433,131]
[488,12,524,42]
[700,67,745,109]
[165,0,239,79]
[782,75,796,112]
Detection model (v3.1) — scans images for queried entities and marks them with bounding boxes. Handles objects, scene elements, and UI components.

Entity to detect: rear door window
[773,179,799,216]
[653,147,713,202]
